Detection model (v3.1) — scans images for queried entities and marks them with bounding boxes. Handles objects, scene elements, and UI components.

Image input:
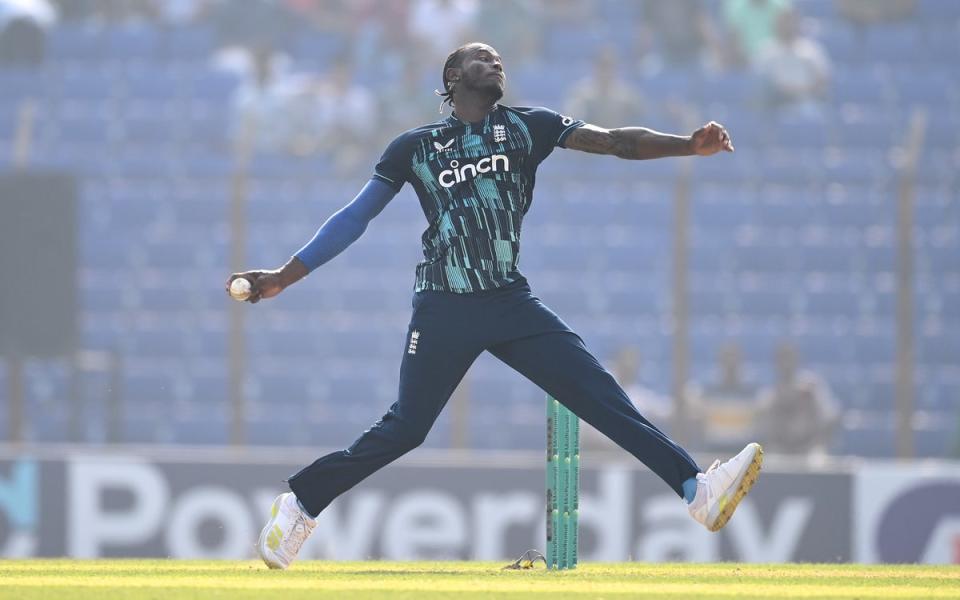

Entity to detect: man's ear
[445,67,461,88]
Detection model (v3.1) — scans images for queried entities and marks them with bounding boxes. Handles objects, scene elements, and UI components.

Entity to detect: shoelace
[706,459,721,473]
[281,517,312,558]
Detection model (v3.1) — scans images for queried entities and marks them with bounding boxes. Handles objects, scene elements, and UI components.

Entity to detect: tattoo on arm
[565,124,694,160]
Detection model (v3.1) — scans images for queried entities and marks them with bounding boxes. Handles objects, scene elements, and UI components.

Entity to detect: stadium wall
[0,446,957,564]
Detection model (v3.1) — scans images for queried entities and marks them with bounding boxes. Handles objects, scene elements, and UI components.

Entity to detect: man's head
[438,42,505,108]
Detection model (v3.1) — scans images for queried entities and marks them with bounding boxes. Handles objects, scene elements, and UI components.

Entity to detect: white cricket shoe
[688,442,763,532]
[256,492,316,569]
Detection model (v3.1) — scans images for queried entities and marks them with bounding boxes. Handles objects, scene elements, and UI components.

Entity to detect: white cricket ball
[229,277,252,301]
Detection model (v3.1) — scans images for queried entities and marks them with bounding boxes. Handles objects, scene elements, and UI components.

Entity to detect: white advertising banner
[854,463,960,564]
[4,447,958,563]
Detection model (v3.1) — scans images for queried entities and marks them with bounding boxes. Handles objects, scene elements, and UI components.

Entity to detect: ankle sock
[682,477,698,504]
[296,497,316,519]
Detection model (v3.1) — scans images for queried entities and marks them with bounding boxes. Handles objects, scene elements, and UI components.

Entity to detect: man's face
[454,44,505,101]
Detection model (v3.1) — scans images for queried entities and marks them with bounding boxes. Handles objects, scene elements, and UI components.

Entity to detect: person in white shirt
[408,0,477,59]
[756,9,831,116]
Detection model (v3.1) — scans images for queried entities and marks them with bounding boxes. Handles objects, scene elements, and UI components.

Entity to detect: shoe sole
[256,494,287,570]
[708,443,764,532]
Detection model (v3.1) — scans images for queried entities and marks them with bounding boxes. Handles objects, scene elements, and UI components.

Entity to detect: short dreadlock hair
[435,43,476,110]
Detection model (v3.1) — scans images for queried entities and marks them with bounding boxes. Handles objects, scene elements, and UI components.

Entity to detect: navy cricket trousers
[288,279,700,517]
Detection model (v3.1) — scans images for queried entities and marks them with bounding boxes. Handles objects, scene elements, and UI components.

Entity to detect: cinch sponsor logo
[438,155,510,188]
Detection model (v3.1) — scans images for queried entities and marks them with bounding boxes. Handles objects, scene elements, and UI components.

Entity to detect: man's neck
[451,93,497,124]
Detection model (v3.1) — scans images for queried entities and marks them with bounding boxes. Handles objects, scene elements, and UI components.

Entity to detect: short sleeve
[513,106,585,163]
[372,132,412,192]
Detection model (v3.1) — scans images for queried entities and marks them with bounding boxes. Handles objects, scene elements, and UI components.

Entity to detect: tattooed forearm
[565,124,694,160]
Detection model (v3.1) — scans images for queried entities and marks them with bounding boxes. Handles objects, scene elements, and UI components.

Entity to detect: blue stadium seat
[853,331,897,365]
[840,420,895,457]
[919,0,960,20]
[891,70,957,105]
[863,26,923,65]
[19,15,958,451]
[831,69,891,106]
[636,70,698,103]
[291,31,347,64]
[698,72,759,106]
[799,0,837,19]
[919,332,959,365]
[122,67,180,101]
[172,418,230,445]
[817,24,860,63]
[734,244,802,272]
[56,66,118,101]
[185,69,241,101]
[765,119,829,149]
[804,290,860,318]
[925,25,960,62]
[736,289,797,317]
[47,24,105,61]
[0,66,45,99]
[914,418,955,458]
[162,26,216,61]
[105,25,160,61]
[821,154,885,185]
[55,116,113,143]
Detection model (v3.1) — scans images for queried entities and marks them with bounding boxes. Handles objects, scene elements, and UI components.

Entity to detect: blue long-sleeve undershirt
[294,179,397,271]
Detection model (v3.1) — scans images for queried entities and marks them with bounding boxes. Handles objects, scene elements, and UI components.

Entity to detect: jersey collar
[445,104,500,127]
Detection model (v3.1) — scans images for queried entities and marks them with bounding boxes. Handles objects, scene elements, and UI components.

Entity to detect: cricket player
[226,43,763,569]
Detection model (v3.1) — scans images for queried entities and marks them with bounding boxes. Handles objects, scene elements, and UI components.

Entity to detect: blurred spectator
[758,343,840,456]
[86,0,159,24]
[756,8,830,118]
[229,46,306,154]
[540,0,590,24]
[0,0,56,66]
[636,0,721,72]
[152,0,210,25]
[473,0,541,66]
[565,47,644,127]
[723,0,791,66]
[350,0,414,82]
[381,58,440,140]
[582,346,672,452]
[688,344,759,453]
[310,55,378,173]
[614,346,672,425]
[281,0,352,33]
[409,0,477,60]
[837,0,917,26]
[207,0,298,48]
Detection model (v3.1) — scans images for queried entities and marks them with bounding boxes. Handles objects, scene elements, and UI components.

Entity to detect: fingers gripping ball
[229,277,252,301]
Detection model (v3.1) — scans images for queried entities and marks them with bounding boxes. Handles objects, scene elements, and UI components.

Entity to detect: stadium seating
[1,4,956,457]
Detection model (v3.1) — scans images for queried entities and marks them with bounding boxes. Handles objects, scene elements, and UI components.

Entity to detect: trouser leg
[489,331,700,497]
[288,294,483,516]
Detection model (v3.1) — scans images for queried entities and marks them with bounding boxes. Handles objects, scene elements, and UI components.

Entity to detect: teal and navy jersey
[373,105,584,294]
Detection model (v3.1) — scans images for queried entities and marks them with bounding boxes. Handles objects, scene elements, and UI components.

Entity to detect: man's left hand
[690,121,734,156]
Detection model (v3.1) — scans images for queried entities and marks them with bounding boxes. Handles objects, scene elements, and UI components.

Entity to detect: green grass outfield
[1,560,958,599]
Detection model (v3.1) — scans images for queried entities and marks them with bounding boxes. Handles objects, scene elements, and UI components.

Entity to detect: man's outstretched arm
[564,121,734,159]
[225,178,397,303]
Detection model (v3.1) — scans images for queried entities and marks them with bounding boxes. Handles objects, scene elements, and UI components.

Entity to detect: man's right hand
[225,257,310,304]
[225,270,284,304]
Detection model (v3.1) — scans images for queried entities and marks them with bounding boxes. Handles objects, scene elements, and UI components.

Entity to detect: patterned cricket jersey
[373,105,584,293]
